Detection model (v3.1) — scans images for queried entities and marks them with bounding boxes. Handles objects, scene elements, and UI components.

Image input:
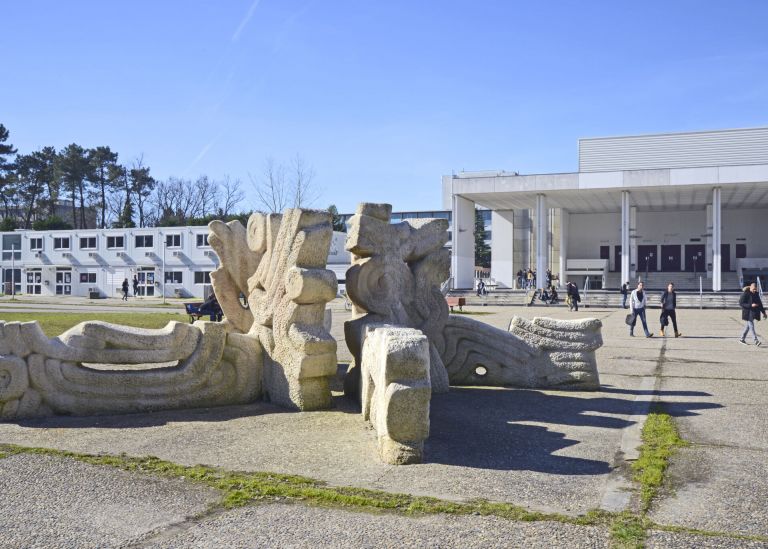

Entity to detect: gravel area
[0,454,219,549]
[141,503,611,549]
[646,530,768,548]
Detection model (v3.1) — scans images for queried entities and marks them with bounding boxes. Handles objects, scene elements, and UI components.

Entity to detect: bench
[184,302,205,323]
[446,296,466,312]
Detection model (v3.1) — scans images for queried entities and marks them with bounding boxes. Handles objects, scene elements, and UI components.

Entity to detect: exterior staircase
[447,288,743,309]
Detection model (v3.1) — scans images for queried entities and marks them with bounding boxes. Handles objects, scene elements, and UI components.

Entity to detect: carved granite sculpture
[0,320,261,420]
[209,209,338,410]
[360,325,431,465]
[344,203,602,398]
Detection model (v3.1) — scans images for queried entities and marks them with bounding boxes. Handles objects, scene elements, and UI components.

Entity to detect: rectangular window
[79,272,97,284]
[600,246,610,260]
[53,237,70,250]
[194,271,211,284]
[2,234,22,260]
[196,234,209,247]
[79,236,97,250]
[135,235,153,248]
[736,244,747,259]
[164,271,183,284]
[107,236,125,249]
[30,237,43,251]
[165,234,181,248]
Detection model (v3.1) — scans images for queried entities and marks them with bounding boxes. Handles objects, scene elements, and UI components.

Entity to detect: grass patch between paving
[1,443,766,547]
[0,311,188,336]
[631,412,689,513]
[0,443,603,525]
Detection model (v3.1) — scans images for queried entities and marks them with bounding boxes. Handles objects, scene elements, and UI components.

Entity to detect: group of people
[120,276,140,301]
[621,280,766,344]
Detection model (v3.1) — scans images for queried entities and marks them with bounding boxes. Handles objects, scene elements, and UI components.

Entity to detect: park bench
[446,296,465,312]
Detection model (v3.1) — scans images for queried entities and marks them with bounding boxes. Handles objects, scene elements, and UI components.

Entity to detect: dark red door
[661,245,681,272]
[685,245,705,273]
[638,245,658,272]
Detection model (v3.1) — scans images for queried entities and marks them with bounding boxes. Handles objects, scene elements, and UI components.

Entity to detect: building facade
[0,226,349,298]
[444,127,768,291]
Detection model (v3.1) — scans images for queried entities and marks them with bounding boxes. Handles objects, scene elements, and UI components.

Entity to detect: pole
[699,276,703,310]
[11,244,16,300]
[162,237,166,304]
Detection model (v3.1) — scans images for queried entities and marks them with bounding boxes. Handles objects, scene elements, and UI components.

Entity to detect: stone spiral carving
[209,209,338,411]
[0,320,262,420]
[344,203,451,397]
[344,202,602,397]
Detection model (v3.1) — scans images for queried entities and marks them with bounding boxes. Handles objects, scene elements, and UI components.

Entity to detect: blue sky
[3,1,768,213]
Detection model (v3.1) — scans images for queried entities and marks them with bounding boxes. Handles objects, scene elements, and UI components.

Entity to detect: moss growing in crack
[0,443,598,525]
[610,512,646,549]
[631,412,689,512]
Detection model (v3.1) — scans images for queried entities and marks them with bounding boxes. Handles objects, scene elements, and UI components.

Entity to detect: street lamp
[162,236,166,305]
[11,243,17,300]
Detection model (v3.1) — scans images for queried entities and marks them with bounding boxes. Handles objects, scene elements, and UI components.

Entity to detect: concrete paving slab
[140,503,611,549]
[650,446,768,538]
[659,377,768,449]
[0,453,219,549]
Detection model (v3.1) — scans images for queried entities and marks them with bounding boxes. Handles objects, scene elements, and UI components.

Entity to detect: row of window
[20,268,212,287]
[24,233,210,252]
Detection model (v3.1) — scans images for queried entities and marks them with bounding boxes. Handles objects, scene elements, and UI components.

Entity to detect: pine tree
[327,204,346,232]
[474,210,491,268]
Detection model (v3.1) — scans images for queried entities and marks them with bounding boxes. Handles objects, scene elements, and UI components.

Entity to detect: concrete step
[448,289,743,309]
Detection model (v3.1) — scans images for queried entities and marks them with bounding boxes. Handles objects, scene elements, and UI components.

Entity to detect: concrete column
[706,204,713,280]
[535,194,548,289]
[620,191,631,285]
[491,210,514,288]
[712,187,722,292]
[630,206,637,281]
[559,209,568,288]
[512,209,530,287]
[452,194,475,289]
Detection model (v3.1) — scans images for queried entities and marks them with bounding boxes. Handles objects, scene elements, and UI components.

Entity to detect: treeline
[0,123,247,231]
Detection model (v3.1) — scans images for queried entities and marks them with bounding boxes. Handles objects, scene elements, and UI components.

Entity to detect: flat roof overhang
[444,164,768,213]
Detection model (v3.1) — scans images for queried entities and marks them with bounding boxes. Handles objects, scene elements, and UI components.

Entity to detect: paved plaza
[0,301,767,547]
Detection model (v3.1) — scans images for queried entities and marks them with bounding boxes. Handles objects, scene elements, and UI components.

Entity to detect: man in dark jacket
[567,281,580,311]
[739,282,767,345]
[621,282,629,309]
[660,283,681,337]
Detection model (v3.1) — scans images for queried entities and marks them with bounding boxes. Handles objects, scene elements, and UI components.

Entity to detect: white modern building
[444,127,768,291]
[0,226,350,298]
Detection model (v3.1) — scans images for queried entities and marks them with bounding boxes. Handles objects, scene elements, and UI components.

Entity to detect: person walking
[739,282,766,345]
[121,278,129,301]
[476,279,486,297]
[621,281,629,309]
[660,282,681,337]
[516,270,524,289]
[132,275,139,297]
[566,281,580,311]
[629,281,653,337]
[526,269,533,290]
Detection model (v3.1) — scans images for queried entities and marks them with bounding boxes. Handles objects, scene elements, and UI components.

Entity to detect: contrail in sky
[232,0,261,42]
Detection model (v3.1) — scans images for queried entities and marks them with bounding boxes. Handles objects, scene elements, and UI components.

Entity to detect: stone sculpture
[208,209,338,411]
[344,203,602,398]
[0,320,261,420]
[360,325,431,465]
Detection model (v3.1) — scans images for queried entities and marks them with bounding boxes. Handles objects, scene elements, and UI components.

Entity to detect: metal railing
[758,277,764,299]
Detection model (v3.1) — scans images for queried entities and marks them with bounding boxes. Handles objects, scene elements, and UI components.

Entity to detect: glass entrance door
[26,269,42,294]
[137,269,155,296]
[55,269,72,295]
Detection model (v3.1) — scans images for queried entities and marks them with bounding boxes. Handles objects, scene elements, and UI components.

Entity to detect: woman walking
[629,281,653,338]
[121,278,129,301]
[660,283,681,337]
[739,282,766,345]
